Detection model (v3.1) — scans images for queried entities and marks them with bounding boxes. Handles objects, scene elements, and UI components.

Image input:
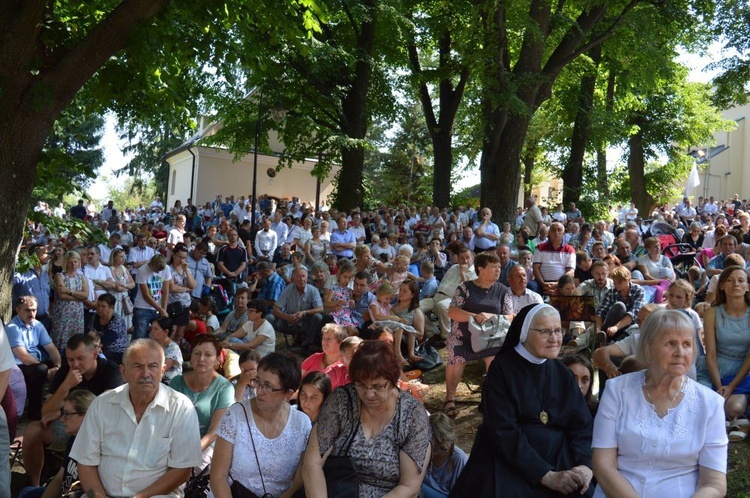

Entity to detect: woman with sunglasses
[18,390,96,498]
[303,340,431,497]
[211,352,311,498]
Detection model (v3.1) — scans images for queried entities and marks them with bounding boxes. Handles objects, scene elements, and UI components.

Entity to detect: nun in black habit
[449,303,594,497]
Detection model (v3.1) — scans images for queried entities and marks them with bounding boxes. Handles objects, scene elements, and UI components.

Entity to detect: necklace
[644,376,685,417]
[530,362,550,424]
[258,403,287,438]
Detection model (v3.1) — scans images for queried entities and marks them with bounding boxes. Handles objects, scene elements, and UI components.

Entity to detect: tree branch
[39,0,173,116]
[543,0,640,77]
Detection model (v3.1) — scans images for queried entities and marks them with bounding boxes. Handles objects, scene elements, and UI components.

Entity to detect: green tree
[473,1,708,223]
[404,0,474,208]
[0,0,320,318]
[208,0,407,212]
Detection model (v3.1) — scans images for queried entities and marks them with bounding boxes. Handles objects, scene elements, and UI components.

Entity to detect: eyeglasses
[354,381,390,394]
[60,410,81,419]
[530,328,564,338]
[253,380,286,393]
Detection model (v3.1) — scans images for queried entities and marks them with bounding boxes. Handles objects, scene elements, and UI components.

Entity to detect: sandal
[444,400,459,419]
[729,425,750,442]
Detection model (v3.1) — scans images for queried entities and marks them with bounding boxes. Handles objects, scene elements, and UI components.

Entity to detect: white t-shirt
[239,320,276,358]
[134,265,172,310]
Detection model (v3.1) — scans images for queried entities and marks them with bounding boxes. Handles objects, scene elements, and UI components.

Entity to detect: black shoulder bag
[323,387,361,498]
[229,402,273,498]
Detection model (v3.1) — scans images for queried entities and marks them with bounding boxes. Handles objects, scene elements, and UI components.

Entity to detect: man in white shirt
[71,339,201,498]
[0,321,16,494]
[270,211,289,245]
[255,218,279,261]
[507,265,543,314]
[127,234,156,279]
[349,213,366,244]
[704,196,719,216]
[420,247,476,340]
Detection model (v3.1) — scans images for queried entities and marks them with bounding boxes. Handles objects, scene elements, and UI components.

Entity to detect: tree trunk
[480,114,531,223]
[432,133,453,209]
[0,119,48,320]
[0,0,173,318]
[596,69,616,197]
[523,151,534,201]
[627,117,653,218]
[332,0,375,212]
[562,44,601,207]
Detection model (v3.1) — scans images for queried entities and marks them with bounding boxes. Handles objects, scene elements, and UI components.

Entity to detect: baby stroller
[646,221,699,278]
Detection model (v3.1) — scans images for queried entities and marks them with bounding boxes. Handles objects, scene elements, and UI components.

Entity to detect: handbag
[230,402,273,498]
[122,295,134,315]
[167,301,185,316]
[184,465,210,498]
[467,314,510,353]
[323,387,360,498]
[411,342,442,371]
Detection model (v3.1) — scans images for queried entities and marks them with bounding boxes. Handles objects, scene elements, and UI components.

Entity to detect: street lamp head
[270,100,287,124]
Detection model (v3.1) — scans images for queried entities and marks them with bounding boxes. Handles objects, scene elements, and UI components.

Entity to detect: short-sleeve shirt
[316,385,431,496]
[238,320,276,358]
[532,241,576,282]
[592,372,727,497]
[217,244,248,275]
[169,374,234,437]
[276,284,323,314]
[330,229,356,258]
[216,400,311,497]
[0,321,18,372]
[134,265,172,310]
[50,356,123,396]
[258,272,286,303]
[6,315,53,365]
[187,254,212,298]
[69,384,202,498]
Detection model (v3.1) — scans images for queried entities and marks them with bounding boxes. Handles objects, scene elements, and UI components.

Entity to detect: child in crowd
[517,249,536,291]
[574,251,593,284]
[556,275,576,296]
[385,255,421,289]
[422,413,468,498]
[324,253,338,276]
[420,261,438,300]
[369,282,396,321]
[232,349,260,402]
[665,279,705,365]
[298,372,332,424]
[324,336,363,389]
[324,261,358,336]
[687,265,708,305]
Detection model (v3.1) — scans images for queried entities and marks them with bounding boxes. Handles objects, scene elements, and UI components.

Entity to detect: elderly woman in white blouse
[592,309,727,497]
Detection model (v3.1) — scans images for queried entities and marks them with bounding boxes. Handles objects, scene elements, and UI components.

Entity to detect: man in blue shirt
[187,243,212,299]
[6,296,61,420]
[330,215,356,259]
[272,267,324,354]
[251,261,286,311]
[13,244,51,330]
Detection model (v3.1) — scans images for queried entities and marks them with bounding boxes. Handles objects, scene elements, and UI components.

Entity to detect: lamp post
[250,94,287,238]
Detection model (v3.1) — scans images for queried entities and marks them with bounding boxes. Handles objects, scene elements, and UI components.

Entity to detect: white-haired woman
[592,309,727,497]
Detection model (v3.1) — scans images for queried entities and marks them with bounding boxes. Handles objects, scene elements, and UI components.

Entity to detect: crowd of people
[6,191,748,496]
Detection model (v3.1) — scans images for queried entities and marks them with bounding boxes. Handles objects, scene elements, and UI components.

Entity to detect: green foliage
[105,175,159,211]
[363,106,434,207]
[18,212,106,273]
[33,102,105,203]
